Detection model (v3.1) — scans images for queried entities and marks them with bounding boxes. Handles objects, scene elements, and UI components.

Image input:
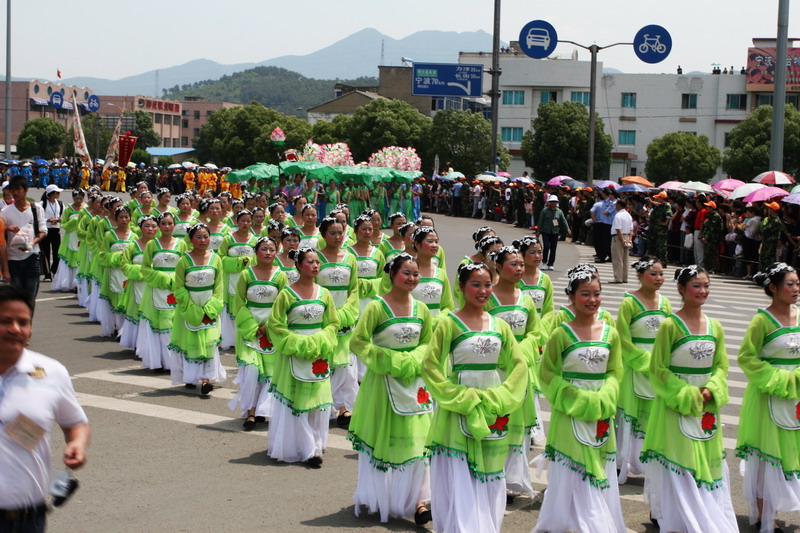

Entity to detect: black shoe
[243,416,256,431]
[414,505,432,525]
[506,493,516,505]
[337,413,351,429]
[185,383,197,389]
[200,382,214,395]
[306,456,323,469]
[254,416,267,423]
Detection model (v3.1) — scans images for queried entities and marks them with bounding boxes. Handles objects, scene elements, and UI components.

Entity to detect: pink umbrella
[711,179,745,192]
[743,186,790,203]
[497,171,511,177]
[753,170,795,185]
[659,180,685,190]
[547,175,573,186]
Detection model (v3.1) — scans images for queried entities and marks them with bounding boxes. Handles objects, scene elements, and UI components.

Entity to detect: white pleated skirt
[645,459,738,533]
[87,281,101,322]
[169,347,226,385]
[267,402,330,463]
[534,458,626,533]
[96,298,120,337]
[219,306,237,350]
[354,453,430,523]
[137,325,172,370]
[430,454,505,533]
[330,355,359,412]
[77,278,90,307]
[741,456,800,532]
[118,319,138,350]
[505,434,536,498]
[52,264,77,292]
[227,363,272,418]
[615,417,645,484]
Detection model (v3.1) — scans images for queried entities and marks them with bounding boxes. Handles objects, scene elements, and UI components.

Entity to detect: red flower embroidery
[166,293,177,306]
[417,387,431,407]
[201,314,214,324]
[596,419,610,441]
[311,358,329,377]
[701,412,717,434]
[796,402,800,421]
[122,280,127,289]
[488,415,509,435]
[259,334,272,349]
[77,241,81,248]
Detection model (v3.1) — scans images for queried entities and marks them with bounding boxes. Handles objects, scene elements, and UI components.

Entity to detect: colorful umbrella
[658,181,685,190]
[728,183,766,200]
[617,183,650,193]
[564,179,587,189]
[593,180,618,189]
[620,175,654,187]
[680,181,714,193]
[743,186,789,203]
[167,163,181,169]
[791,184,800,194]
[514,176,534,184]
[547,175,573,186]
[781,193,800,206]
[476,174,505,182]
[447,171,465,179]
[753,170,795,185]
[711,179,745,192]
[497,171,511,177]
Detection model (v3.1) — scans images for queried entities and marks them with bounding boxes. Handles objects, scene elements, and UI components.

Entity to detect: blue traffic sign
[412,63,483,97]
[87,94,100,112]
[518,20,558,59]
[50,91,63,109]
[633,24,671,64]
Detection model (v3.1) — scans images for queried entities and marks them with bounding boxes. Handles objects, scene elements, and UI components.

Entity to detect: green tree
[644,132,721,184]
[520,101,612,180]
[130,148,151,166]
[346,99,431,164]
[17,118,67,158]
[155,156,174,168]
[428,109,509,176]
[194,102,312,167]
[130,111,162,149]
[311,114,353,145]
[722,104,800,179]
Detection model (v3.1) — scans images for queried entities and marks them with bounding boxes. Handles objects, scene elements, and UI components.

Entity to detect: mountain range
[53,28,495,97]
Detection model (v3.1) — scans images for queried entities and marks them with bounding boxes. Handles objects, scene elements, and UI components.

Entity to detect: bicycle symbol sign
[633,24,671,64]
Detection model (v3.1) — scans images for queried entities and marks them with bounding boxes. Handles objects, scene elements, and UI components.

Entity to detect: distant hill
[161,66,377,116]
[52,28,495,97]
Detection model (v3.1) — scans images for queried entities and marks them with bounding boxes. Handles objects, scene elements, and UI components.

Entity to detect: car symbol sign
[519,20,558,59]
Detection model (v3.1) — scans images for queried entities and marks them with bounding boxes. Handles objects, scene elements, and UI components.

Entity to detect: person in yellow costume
[208,172,219,194]
[220,176,230,194]
[183,169,196,192]
[197,170,207,194]
[230,182,242,199]
[115,167,127,192]
[80,166,91,189]
[101,166,112,191]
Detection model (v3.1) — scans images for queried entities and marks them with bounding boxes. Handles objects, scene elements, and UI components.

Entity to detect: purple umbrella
[593,180,618,189]
[546,175,573,186]
[743,186,790,203]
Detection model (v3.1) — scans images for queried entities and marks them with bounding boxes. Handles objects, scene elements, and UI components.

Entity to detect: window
[182,110,188,116]
[621,93,637,108]
[724,133,732,147]
[173,138,179,147]
[541,91,557,104]
[681,93,697,109]
[193,128,200,136]
[154,113,163,124]
[571,91,591,105]
[181,137,189,147]
[173,116,180,126]
[502,90,525,105]
[163,138,170,147]
[33,84,39,94]
[501,127,524,142]
[618,130,636,145]
[193,110,200,119]
[206,109,213,116]
[726,94,747,110]
[182,119,189,128]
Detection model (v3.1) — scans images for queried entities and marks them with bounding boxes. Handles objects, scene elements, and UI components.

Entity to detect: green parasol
[226,163,279,183]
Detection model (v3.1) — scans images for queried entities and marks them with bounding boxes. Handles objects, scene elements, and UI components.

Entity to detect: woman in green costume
[401,183,413,222]
[378,212,407,264]
[298,204,321,250]
[483,246,540,501]
[266,247,340,467]
[738,262,800,533]
[96,205,134,338]
[454,234,503,311]
[389,183,402,219]
[119,215,157,351]
[406,227,454,329]
[218,209,257,350]
[131,190,154,227]
[52,189,85,292]
[513,235,553,318]
[287,196,306,228]
[88,196,123,323]
[348,253,434,525]
[150,188,177,218]
[168,223,227,396]
[329,206,356,247]
[76,193,102,307]
[422,263,528,533]
[539,263,616,338]
[533,264,626,533]
[268,202,288,229]
[137,212,187,371]
[229,237,287,429]
[414,215,447,271]
[173,194,198,240]
[251,207,268,237]
[640,265,737,532]
[276,227,301,284]
[316,217,360,428]
[615,256,671,484]
[350,182,365,220]
[197,198,230,252]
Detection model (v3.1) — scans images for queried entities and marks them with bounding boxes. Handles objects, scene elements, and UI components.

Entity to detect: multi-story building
[97,95,182,149]
[180,96,242,148]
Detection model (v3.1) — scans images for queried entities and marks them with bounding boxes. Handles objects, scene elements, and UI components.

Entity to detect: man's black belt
[0,502,48,519]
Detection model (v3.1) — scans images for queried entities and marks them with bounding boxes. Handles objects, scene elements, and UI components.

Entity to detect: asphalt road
[28,199,798,532]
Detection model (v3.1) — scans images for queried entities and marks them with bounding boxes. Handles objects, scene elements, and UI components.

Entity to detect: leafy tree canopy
[722,104,800,179]
[644,132,721,184]
[429,109,509,176]
[346,99,431,163]
[130,111,162,149]
[17,118,66,158]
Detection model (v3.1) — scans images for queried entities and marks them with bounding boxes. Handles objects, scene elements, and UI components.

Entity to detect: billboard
[746,47,800,92]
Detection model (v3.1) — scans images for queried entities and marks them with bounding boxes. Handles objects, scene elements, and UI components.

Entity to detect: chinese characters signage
[746,47,800,91]
[412,63,484,97]
[137,98,181,113]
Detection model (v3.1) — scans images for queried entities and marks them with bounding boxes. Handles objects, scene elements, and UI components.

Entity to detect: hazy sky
[5,0,798,80]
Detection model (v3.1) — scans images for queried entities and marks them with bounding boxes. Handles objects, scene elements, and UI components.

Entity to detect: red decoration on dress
[596,419,611,441]
[166,293,177,305]
[417,387,431,406]
[259,335,272,349]
[201,314,214,324]
[311,358,329,377]
[488,415,510,435]
[701,412,717,434]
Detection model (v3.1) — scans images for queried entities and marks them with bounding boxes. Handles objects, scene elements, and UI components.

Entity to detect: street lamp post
[488,0,502,173]
[770,0,790,171]
[5,0,11,159]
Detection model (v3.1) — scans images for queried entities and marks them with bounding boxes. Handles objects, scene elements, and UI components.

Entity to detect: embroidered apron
[183,254,218,332]
[151,246,182,311]
[371,299,431,416]
[758,310,800,430]
[520,275,547,316]
[669,316,719,441]
[208,232,224,252]
[286,287,330,382]
[276,256,300,285]
[225,240,254,297]
[412,271,445,317]
[487,293,529,342]
[298,230,319,250]
[242,268,281,355]
[626,294,668,400]
[173,219,193,239]
[352,249,380,312]
[109,239,131,294]
[561,323,613,448]
[449,315,508,440]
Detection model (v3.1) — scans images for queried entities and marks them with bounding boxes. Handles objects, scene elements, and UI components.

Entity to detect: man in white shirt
[471,182,482,218]
[0,285,90,532]
[0,177,47,298]
[610,199,634,283]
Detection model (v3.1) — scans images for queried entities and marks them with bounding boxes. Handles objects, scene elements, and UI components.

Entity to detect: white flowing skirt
[741,456,800,532]
[645,459,738,533]
[354,452,430,523]
[77,278,90,307]
[219,305,237,350]
[505,433,536,498]
[227,363,272,417]
[169,347,226,385]
[96,298,121,337]
[330,355,359,412]
[118,319,138,350]
[615,416,645,484]
[137,324,171,370]
[87,281,101,322]
[52,264,77,292]
[430,454,505,533]
[267,402,329,463]
[533,459,626,533]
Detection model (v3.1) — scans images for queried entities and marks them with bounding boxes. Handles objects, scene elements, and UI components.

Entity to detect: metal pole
[587,45,598,185]
[4,0,11,159]
[770,0,790,171]
[489,0,501,173]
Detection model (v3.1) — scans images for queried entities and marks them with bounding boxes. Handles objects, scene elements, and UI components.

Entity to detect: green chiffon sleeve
[336,254,360,329]
[702,318,730,412]
[479,319,529,417]
[650,318,704,416]
[437,269,455,319]
[617,297,650,374]
[61,208,79,231]
[268,287,341,361]
[121,243,143,280]
[234,269,258,341]
[219,234,250,273]
[201,254,225,320]
[541,273,555,317]
[517,295,542,364]
[739,312,800,399]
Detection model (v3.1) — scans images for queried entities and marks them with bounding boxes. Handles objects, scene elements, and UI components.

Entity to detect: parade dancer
[379,212,407,264]
[52,189,85,292]
[298,204,320,249]
[218,209,257,350]
[118,216,157,350]
[96,206,133,337]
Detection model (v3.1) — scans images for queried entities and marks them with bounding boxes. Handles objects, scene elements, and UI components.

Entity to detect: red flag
[57,69,62,79]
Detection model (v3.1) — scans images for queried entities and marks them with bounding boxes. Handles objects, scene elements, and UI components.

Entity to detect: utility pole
[769,0,790,171]
[5,0,11,159]
[489,0,501,173]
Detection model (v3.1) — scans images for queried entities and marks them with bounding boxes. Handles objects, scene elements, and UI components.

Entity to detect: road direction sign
[50,91,63,109]
[87,94,101,112]
[633,24,672,64]
[412,63,483,97]
[519,20,558,59]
